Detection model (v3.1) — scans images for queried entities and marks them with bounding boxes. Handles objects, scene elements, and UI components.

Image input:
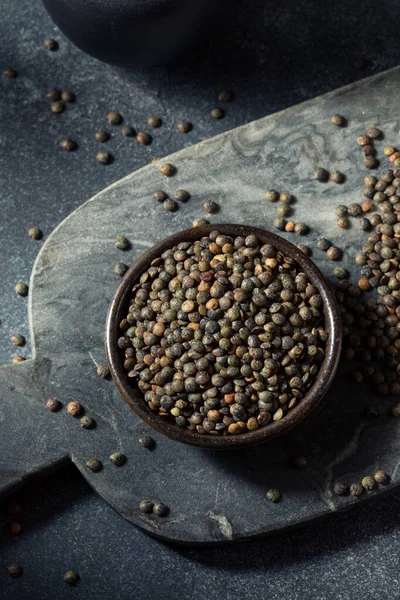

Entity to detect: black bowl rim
[106,224,342,449]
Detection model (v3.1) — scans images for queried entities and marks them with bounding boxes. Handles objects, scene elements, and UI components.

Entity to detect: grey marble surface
[2,0,400,597]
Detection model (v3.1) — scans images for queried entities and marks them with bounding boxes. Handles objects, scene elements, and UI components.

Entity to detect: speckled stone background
[2,0,400,597]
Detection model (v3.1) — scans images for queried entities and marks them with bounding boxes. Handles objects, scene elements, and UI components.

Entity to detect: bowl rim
[106,224,342,449]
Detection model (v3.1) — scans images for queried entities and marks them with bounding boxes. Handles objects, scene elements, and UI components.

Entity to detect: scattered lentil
[43,38,58,51]
[137,131,152,145]
[50,101,64,113]
[192,217,209,227]
[139,499,154,513]
[174,189,190,202]
[10,333,25,347]
[9,522,22,535]
[61,90,75,103]
[265,190,279,202]
[160,163,176,177]
[331,171,345,184]
[60,138,78,152]
[80,416,95,429]
[333,482,349,496]
[97,363,110,379]
[96,151,113,165]
[266,488,281,503]
[64,571,78,585]
[46,398,62,412]
[66,401,82,416]
[3,66,17,78]
[11,355,25,364]
[138,436,154,449]
[108,111,122,125]
[350,483,364,497]
[367,127,382,139]
[326,246,342,261]
[313,167,329,182]
[331,114,346,126]
[177,119,192,133]
[85,458,102,472]
[163,198,178,212]
[154,190,168,202]
[114,263,128,278]
[115,235,131,250]
[337,217,350,229]
[121,125,135,137]
[211,107,225,119]
[7,563,22,578]
[361,475,377,490]
[110,452,126,466]
[153,502,169,516]
[147,115,162,128]
[374,470,390,485]
[46,88,61,101]
[28,226,42,240]
[203,199,219,214]
[363,156,378,169]
[218,90,233,102]
[95,130,110,143]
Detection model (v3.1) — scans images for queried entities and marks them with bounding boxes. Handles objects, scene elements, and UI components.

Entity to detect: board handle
[0,359,70,497]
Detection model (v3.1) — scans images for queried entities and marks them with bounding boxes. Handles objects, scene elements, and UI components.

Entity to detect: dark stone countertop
[1,0,400,597]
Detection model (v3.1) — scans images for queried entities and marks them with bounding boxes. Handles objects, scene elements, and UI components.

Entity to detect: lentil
[333,482,349,496]
[266,488,281,502]
[28,226,42,240]
[43,38,58,50]
[110,451,126,466]
[95,130,110,143]
[177,119,192,133]
[64,571,78,585]
[160,163,176,177]
[331,171,345,184]
[3,66,17,78]
[374,470,390,485]
[61,90,75,103]
[80,416,95,429]
[86,458,102,472]
[121,125,135,137]
[203,200,219,214]
[218,90,233,102]
[139,499,154,513]
[114,263,128,277]
[331,114,346,126]
[313,167,329,182]
[46,398,62,412]
[137,131,152,145]
[66,401,81,416]
[10,333,25,346]
[211,107,225,119]
[97,363,110,379]
[115,235,131,250]
[138,436,154,448]
[60,138,78,152]
[164,198,178,212]
[108,111,122,125]
[7,563,22,578]
[96,151,113,165]
[51,101,64,113]
[147,115,162,128]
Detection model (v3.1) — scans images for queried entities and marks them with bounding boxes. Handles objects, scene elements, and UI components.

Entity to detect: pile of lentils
[332,141,400,400]
[117,230,327,435]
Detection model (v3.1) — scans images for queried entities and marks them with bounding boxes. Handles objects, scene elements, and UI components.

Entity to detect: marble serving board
[1,66,400,545]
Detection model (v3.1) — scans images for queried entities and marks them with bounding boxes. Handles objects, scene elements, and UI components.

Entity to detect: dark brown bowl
[106,224,342,449]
